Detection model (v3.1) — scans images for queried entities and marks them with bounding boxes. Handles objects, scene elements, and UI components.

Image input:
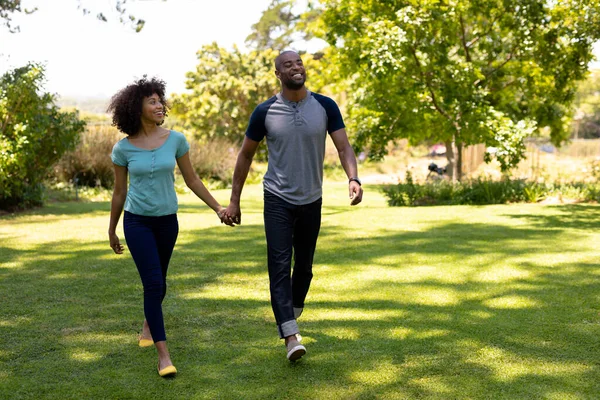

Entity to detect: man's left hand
[349,181,363,206]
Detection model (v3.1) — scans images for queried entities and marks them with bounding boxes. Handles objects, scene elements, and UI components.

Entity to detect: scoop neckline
[125,130,172,151]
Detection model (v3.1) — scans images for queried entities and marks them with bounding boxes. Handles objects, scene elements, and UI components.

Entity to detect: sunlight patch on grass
[400,287,460,306]
[0,316,31,327]
[350,360,401,385]
[409,375,453,396]
[321,327,361,340]
[483,295,541,309]
[390,327,412,340]
[63,333,131,344]
[311,309,406,321]
[474,266,531,283]
[169,272,204,281]
[0,261,22,269]
[69,350,102,362]
[545,391,584,400]
[471,346,591,381]
[360,265,443,282]
[47,272,78,279]
[20,253,72,262]
[412,329,452,339]
[179,285,267,301]
[466,310,494,319]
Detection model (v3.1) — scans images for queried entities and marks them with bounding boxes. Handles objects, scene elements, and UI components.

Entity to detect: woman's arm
[177,152,232,224]
[108,164,128,254]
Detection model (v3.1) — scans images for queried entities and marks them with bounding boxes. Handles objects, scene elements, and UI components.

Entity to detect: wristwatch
[349,177,362,186]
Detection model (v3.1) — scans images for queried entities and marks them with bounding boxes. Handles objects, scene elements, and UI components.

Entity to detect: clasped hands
[217,203,241,227]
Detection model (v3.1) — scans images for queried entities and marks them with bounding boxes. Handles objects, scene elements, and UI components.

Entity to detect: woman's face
[141,93,165,125]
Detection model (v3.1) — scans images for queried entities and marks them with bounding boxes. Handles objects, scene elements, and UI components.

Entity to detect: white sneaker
[286,339,306,361]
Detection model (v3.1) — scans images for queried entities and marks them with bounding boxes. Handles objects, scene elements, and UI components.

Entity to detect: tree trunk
[445,137,463,182]
[456,141,463,181]
[444,140,454,181]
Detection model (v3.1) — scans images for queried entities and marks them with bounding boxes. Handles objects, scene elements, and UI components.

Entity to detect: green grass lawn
[1,182,600,399]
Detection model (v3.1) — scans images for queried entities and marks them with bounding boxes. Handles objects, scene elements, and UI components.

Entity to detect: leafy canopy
[0,63,85,209]
[318,0,600,172]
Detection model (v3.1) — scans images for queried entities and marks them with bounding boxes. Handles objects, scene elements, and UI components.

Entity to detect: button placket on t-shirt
[292,102,303,126]
[150,149,156,183]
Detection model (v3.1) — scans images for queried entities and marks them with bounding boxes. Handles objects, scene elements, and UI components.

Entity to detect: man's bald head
[275,51,301,71]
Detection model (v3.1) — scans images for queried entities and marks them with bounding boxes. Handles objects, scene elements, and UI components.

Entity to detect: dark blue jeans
[123,211,178,343]
[263,190,322,338]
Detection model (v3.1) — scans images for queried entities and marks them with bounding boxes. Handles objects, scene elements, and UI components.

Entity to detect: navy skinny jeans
[123,211,178,343]
[263,190,322,338]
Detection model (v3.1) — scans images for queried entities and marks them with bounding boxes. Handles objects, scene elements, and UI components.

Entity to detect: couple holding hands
[108,51,363,377]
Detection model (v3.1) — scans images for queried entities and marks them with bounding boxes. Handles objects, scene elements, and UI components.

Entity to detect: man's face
[276,52,306,90]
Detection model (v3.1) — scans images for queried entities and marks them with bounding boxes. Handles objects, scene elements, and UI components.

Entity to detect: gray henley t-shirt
[245,91,345,205]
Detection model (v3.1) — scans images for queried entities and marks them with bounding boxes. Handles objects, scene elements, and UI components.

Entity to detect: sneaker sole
[287,344,306,361]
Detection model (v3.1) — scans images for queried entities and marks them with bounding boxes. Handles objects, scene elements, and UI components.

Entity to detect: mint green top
[111,130,190,216]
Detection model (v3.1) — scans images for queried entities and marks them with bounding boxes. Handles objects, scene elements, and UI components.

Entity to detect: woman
[107,77,231,377]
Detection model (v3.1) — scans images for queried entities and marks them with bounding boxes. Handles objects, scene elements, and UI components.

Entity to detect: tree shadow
[1,204,600,398]
[502,204,600,229]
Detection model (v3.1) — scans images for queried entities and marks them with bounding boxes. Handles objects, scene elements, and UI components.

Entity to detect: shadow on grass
[1,204,600,398]
[503,204,600,229]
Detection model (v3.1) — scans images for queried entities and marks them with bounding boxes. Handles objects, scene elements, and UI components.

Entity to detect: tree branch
[410,46,453,122]
[459,15,471,62]
[449,10,505,59]
[474,50,515,86]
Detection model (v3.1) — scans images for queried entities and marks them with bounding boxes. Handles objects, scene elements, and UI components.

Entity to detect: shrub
[52,125,121,188]
[0,63,85,210]
[53,130,238,189]
[187,136,237,187]
[383,177,600,206]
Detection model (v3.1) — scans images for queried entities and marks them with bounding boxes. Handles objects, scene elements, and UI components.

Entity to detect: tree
[0,63,85,209]
[170,43,281,146]
[1,0,147,33]
[0,0,35,32]
[170,43,330,150]
[318,0,600,179]
[573,69,600,138]
[246,0,299,50]
[245,0,324,51]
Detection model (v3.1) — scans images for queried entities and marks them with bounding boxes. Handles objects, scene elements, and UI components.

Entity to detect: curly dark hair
[107,76,169,136]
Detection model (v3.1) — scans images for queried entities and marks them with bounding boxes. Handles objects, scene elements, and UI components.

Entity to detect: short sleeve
[313,93,345,134]
[111,141,127,166]
[245,96,276,142]
[175,132,190,158]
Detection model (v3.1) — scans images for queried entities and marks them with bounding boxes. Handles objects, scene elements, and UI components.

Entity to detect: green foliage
[318,0,600,174]
[170,43,280,147]
[0,63,85,210]
[1,1,144,32]
[246,0,324,51]
[0,0,36,32]
[246,0,299,50]
[573,69,600,138]
[383,177,600,206]
[170,43,332,161]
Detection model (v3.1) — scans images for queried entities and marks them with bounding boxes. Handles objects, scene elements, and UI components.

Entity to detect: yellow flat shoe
[158,364,177,377]
[138,338,154,348]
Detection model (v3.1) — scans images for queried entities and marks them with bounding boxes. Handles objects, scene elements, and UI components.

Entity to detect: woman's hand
[217,206,235,227]
[109,232,124,254]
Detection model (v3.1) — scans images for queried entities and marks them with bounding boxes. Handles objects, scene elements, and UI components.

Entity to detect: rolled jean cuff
[278,319,299,339]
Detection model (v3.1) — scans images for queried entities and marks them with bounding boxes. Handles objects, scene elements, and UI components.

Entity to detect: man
[225,50,363,361]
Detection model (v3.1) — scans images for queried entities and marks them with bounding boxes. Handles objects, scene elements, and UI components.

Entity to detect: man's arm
[330,128,363,206]
[225,136,261,223]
